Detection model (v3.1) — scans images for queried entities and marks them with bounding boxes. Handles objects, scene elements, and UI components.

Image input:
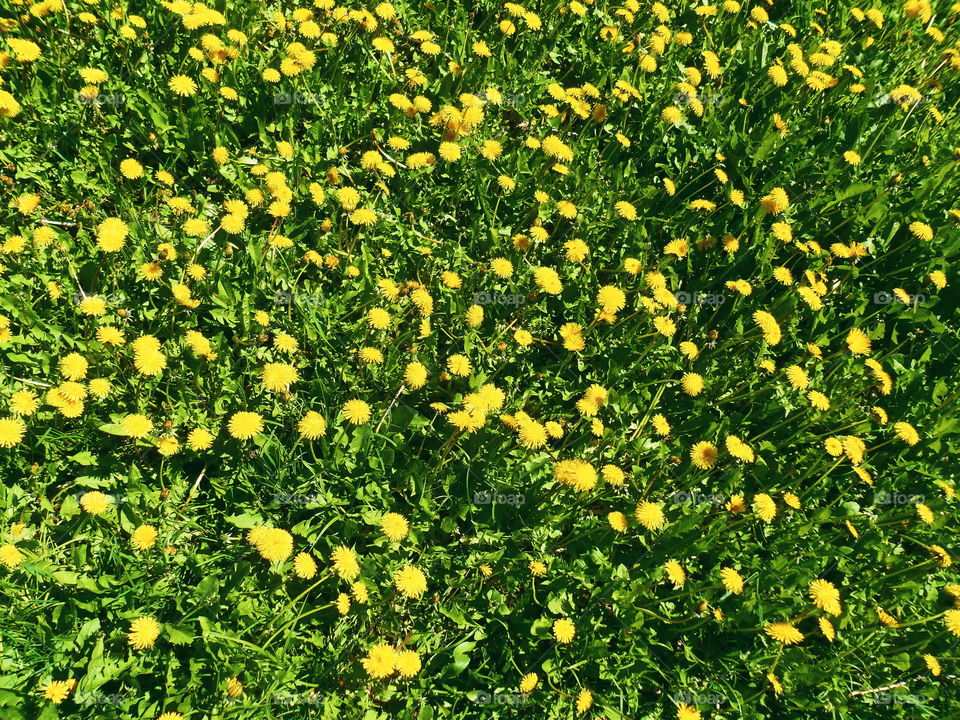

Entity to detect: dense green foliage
[1,0,959,718]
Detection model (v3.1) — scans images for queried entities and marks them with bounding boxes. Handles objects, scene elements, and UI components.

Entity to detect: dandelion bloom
[352,581,369,603]
[893,421,919,446]
[680,373,704,397]
[227,411,264,440]
[60,353,88,380]
[0,90,22,118]
[361,643,398,678]
[128,616,162,650]
[0,544,24,568]
[298,411,327,439]
[80,491,112,515]
[331,546,360,580]
[720,567,744,594]
[929,545,951,567]
[293,552,317,579]
[661,105,682,124]
[395,649,422,677]
[608,511,628,532]
[248,527,293,562]
[381,512,409,541]
[846,328,872,355]
[614,201,637,220]
[533,267,563,294]
[119,158,143,179]
[9,391,38,416]
[725,435,755,462]
[635,502,666,531]
[96,326,124,344]
[516,559,541,579]
[727,495,747,514]
[665,560,686,588]
[877,607,900,628]
[394,564,427,599]
[597,285,626,313]
[753,311,782,345]
[785,365,809,390]
[576,688,592,713]
[945,609,960,638]
[602,465,625,486]
[96,217,129,252]
[88,379,111,399]
[815,617,835,642]
[43,680,75,704]
[446,354,472,376]
[134,348,167,376]
[0,417,26,448]
[753,493,777,522]
[490,258,514,277]
[767,673,783,695]
[908,221,933,241]
[249,527,293,563]
[760,187,789,214]
[404,361,428,389]
[187,428,214,450]
[764,622,804,645]
[131,525,158,550]
[554,459,597,491]
[367,308,391,329]
[929,270,947,289]
[438,142,461,161]
[519,672,539,693]
[262,363,298,392]
[516,417,547,448]
[809,579,842,615]
[553,618,576,643]
[350,208,377,226]
[842,435,867,464]
[690,441,718,469]
[768,64,788,86]
[343,399,372,425]
[916,503,934,524]
[168,74,198,96]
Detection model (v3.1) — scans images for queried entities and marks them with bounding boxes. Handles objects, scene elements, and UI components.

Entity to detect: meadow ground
[1,0,959,718]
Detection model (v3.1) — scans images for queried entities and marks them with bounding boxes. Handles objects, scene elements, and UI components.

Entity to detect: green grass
[1,0,959,718]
